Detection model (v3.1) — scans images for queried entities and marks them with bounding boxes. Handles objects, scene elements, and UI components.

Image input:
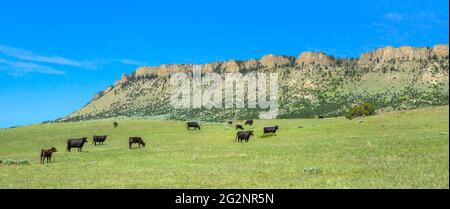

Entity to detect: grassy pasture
[0,106,448,188]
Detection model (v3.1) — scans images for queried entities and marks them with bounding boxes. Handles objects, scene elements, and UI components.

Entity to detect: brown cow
[129,137,146,149]
[40,147,57,164]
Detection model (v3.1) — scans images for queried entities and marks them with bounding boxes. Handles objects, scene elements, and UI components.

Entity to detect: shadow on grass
[258,133,277,138]
[128,147,145,150]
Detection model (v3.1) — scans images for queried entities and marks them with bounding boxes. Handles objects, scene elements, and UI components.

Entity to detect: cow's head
[82,137,88,143]
[51,147,57,152]
[141,142,146,147]
[275,126,279,130]
[248,131,254,136]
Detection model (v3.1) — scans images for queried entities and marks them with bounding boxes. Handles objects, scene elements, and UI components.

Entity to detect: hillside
[61,44,449,122]
[1,106,448,188]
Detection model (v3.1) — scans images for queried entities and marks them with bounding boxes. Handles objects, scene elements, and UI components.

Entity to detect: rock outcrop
[114,73,129,85]
[220,60,240,73]
[259,54,292,68]
[432,44,449,57]
[92,86,113,101]
[296,52,334,66]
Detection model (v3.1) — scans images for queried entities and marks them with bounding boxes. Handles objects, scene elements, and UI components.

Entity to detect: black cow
[113,122,118,128]
[187,122,201,130]
[245,120,253,126]
[318,116,324,119]
[67,137,88,152]
[263,126,279,134]
[40,147,57,164]
[93,135,108,145]
[235,131,254,143]
[129,137,145,149]
[228,121,233,125]
[235,124,244,131]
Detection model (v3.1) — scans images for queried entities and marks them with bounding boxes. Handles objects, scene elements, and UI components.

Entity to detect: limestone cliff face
[433,44,450,57]
[259,54,292,68]
[135,64,192,77]
[296,52,334,66]
[130,55,291,79]
[221,60,240,73]
[359,44,449,64]
[115,44,449,86]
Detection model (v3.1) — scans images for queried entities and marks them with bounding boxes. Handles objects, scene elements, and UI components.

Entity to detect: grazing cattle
[40,147,57,164]
[129,137,145,149]
[245,119,253,126]
[235,131,254,143]
[67,137,88,152]
[113,122,118,128]
[318,115,324,119]
[93,135,108,146]
[186,122,201,130]
[235,124,244,130]
[263,126,279,134]
[228,121,233,125]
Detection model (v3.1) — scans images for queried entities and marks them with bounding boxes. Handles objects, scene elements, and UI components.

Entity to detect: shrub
[345,102,376,119]
[0,159,30,166]
[2,159,15,165]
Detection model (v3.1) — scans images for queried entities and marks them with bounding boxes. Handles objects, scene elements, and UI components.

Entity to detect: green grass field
[0,106,448,189]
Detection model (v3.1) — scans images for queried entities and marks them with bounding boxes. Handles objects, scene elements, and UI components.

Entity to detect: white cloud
[0,43,97,69]
[0,59,65,75]
[0,43,148,76]
[119,59,148,66]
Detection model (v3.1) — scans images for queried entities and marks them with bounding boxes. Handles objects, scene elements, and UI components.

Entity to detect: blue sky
[0,0,448,128]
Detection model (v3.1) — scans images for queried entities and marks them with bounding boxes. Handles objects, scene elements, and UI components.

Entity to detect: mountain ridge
[61,44,449,122]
